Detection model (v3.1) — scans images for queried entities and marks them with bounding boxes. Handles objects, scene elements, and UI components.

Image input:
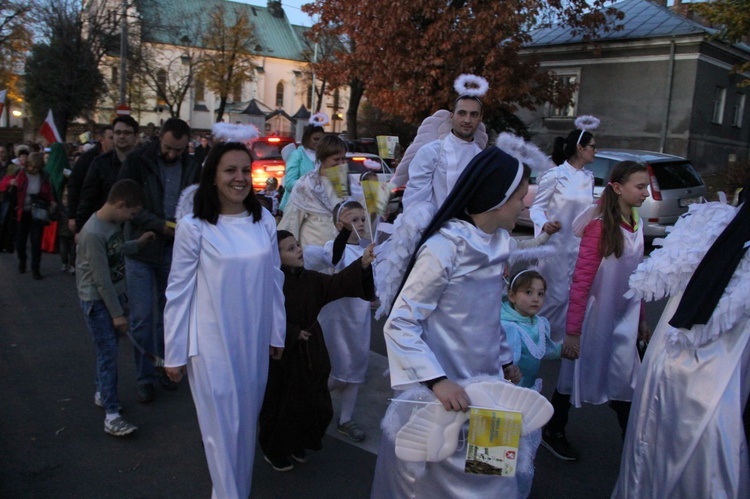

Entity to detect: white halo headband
[453,74,489,98]
[574,115,600,144]
[211,122,260,144]
[309,112,329,127]
[509,269,536,291]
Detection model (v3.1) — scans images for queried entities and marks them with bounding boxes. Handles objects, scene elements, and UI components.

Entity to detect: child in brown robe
[258,229,375,471]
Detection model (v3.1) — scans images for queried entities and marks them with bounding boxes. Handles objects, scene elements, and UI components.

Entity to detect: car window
[588,158,617,186]
[649,161,703,189]
[347,159,379,174]
[251,141,292,161]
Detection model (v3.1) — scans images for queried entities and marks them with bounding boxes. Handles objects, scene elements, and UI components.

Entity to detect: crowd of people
[4,71,748,498]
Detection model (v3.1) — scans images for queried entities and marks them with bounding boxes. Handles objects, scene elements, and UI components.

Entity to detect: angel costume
[278,169,342,247]
[529,161,594,341]
[317,239,371,384]
[558,210,644,408]
[373,219,517,498]
[613,199,750,499]
[164,210,285,499]
[401,133,482,210]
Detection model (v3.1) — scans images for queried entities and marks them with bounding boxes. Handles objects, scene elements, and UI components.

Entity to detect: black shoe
[541,429,580,461]
[264,455,293,472]
[136,383,155,403]
[158,370,179,391]
[18,261,26,273]
[32,270,42,280]
[291,449,307,463]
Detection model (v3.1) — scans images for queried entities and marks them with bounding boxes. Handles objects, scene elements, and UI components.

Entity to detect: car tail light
[266,165,285,172]
[646,164,662,201]
[267,137,281,143]
[254,169,265,176]
[351,156,367,162]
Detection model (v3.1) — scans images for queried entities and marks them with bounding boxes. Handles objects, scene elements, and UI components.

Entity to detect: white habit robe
[614,201,750,498]
[318,242,371,383]
[402,133,482,211]
[372,219,518,498]
[557,217,644,406]
[164,210,285,499]
[529,161,594,341]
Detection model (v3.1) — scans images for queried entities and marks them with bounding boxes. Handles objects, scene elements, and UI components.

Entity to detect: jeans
[81,298,124,414]
[125,248,172,385]
[59,235,75,266]
[16,211,43,271]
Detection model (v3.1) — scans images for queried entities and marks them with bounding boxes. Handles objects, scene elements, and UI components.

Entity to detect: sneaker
[157,369,179,391]
[104,416,138,436]
[337,420,366,442]
[541,429,580,461]
[136,383,155,403]
[264,455,293,472]
[291,449,308,464]
[68,266,76,275]
[61,263,68,272]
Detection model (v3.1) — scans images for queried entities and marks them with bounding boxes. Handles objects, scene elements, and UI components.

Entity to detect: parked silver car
[517,149,708,238]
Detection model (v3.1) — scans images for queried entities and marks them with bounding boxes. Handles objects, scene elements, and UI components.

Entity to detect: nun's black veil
[389,146,523,312]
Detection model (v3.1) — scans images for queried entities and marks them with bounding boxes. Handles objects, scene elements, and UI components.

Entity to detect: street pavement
[0,244,666,498]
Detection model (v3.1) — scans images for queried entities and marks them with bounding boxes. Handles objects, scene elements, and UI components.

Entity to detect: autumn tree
[303,0,622,132]
[25,0,120,139]
[694,0,750,84]
[299,29,340,113]
[198,2,258,123]
[0,1,32,110]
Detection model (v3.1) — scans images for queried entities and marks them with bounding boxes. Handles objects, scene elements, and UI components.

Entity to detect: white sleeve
[529,168,558,229]
[263,211,287,349]
[384,242,453,390]
[402,142,440,210]
[163,217,202,367]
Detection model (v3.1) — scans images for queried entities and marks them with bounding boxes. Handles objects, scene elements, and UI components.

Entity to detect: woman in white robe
[372,146,531,498]
[613,193,750,499]
[163,142,286,499]
[529,128,596,341]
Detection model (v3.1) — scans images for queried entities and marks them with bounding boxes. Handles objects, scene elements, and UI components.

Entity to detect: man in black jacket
[67,126,114,233]
[118,118,201,403]
[76,116,139,231]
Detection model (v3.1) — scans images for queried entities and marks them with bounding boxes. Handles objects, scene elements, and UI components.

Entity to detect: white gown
[372,219,518,498]
[402,133,482,211]
[317,242,371,383]
[164,211,285,499]
[614,201,750,498]
[557,218,644,406]
[529,162,594,341]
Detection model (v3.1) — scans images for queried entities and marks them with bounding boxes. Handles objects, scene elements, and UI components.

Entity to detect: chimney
[267,1,284,19]
[672,0,691,19]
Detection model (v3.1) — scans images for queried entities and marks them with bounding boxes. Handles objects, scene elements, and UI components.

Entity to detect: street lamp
[11,110,22,117]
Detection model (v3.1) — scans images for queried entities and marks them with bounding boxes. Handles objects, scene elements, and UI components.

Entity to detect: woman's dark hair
[193,142,262,224]
[508,269,547,294]
[276,229,294,246]
[599,160,647,258]
[300,125,325,149]
[552,129,594,165]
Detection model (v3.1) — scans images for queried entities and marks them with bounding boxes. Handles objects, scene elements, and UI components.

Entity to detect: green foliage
[694,0,750,84]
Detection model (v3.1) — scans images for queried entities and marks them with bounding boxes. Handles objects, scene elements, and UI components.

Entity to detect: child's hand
[337,208,354,232]
[112,315,128,334]
[269,346,284,360]
[562,334,580,359]
[431,379,471,412]
[503,364,522,384]
[361,243,375,268]
[542,221,562,235]
[137,231,156,248]
[165,366,186,383]
[298,330,311,341]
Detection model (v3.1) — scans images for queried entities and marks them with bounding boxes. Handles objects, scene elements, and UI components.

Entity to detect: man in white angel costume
[394,74,489,211]
[613,184,750,499]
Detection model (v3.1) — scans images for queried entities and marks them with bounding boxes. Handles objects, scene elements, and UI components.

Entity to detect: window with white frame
[732,93,745,128]
[548,71,579,118]
[712,87,726,124]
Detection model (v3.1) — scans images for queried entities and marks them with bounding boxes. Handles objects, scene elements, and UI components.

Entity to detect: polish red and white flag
[40,109,62,144]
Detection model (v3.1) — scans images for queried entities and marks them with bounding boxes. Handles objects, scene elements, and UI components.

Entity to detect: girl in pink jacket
[541,161,652,461]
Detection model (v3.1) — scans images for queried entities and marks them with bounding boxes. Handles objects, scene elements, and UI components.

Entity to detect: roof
[138,0,309,61]
[291,105,310,119]
[528,0,711,47]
